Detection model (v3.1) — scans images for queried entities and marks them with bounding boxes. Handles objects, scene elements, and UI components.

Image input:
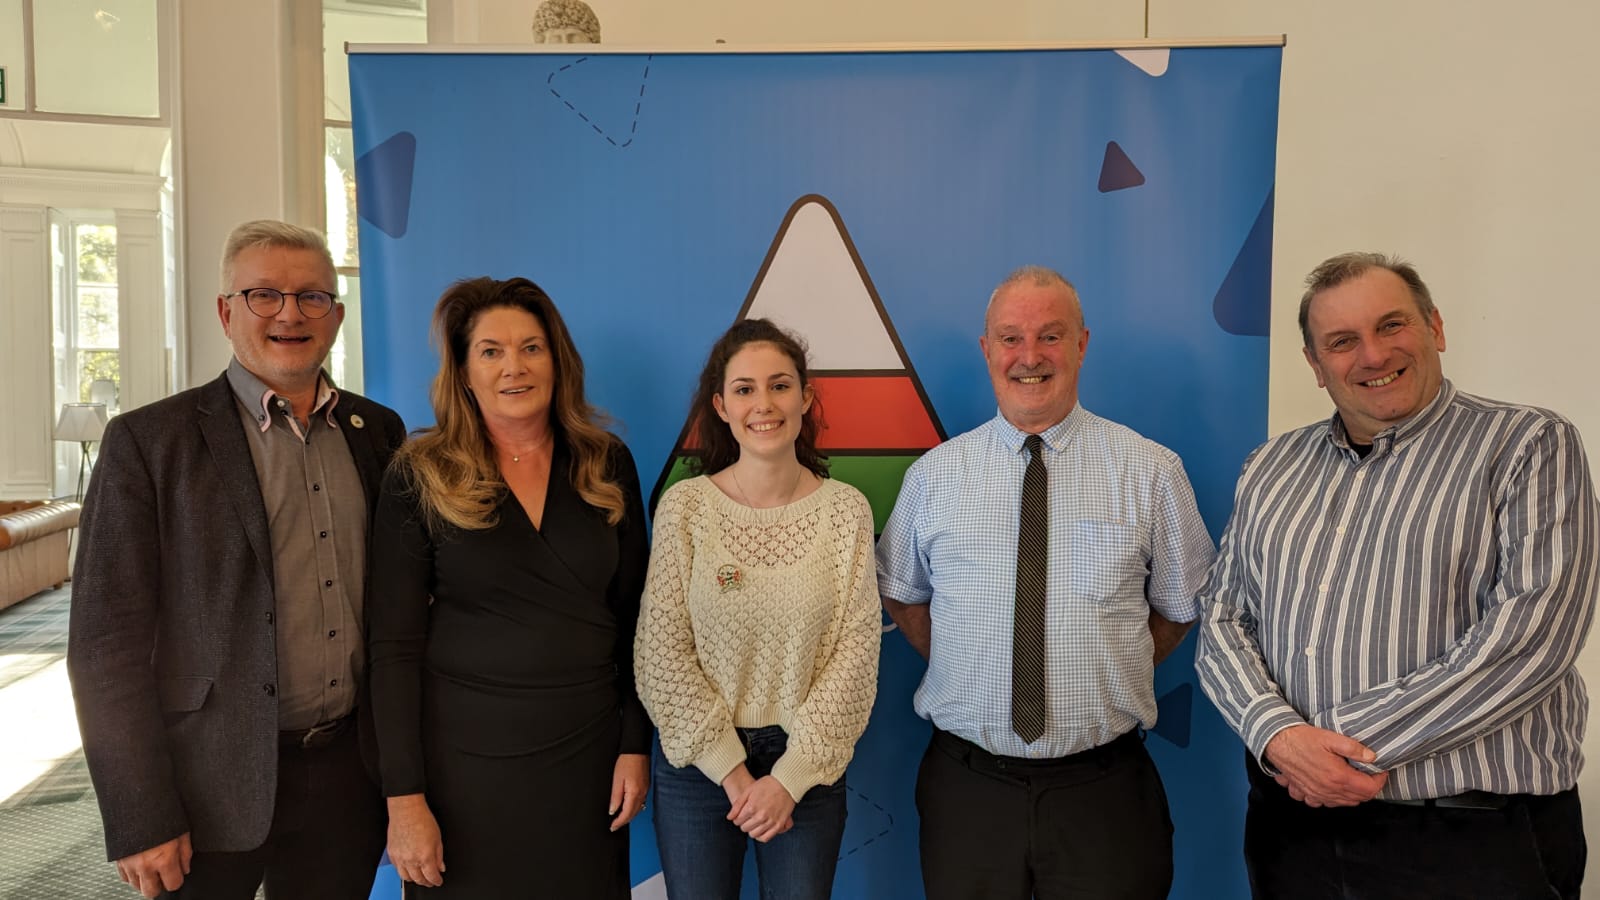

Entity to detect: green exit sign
[0,67,7,105]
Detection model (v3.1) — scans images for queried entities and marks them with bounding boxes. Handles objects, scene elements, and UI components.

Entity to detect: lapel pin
[350,414,365,429]
[716,564,744,593]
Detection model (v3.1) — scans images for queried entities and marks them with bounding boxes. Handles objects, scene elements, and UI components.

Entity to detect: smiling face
[1302,267,1447,444]
[980,280,1089,433]
[712,341,814,462]
[217,244,343,394]
[462,305,557,431]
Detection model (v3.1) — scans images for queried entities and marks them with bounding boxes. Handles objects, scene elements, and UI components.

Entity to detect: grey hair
[219,220,334,292]
[531,0,601,42]
[985,265,1085,331]
[1299,252,1437,349]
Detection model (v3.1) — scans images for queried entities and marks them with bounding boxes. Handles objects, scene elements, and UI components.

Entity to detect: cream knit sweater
[635,475,881,801]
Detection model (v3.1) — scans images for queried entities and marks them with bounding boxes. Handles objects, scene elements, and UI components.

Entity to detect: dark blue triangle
[1212,190,1275,337]
[355,131,417,240]
[1151,682,1193,748]
[1097,141,1146,193]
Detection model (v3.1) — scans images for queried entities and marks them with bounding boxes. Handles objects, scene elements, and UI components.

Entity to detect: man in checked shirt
[1196,251,1599,899]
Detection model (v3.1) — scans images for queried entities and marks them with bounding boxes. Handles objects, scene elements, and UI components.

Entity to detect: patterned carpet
[0,585,128,899]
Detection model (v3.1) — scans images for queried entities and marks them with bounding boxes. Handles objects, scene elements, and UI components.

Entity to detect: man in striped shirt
[1196,251,1598,899]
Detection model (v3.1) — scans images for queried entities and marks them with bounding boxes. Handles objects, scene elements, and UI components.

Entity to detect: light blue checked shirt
[877,406,1215,758]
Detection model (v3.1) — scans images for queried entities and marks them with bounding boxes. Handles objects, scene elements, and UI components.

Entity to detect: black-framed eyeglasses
[225,288,339,319]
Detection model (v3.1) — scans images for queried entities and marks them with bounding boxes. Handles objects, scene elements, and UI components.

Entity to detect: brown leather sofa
[0,500,82,611]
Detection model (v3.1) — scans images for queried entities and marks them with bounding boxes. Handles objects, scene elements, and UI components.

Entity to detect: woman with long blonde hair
[368,277,649,897]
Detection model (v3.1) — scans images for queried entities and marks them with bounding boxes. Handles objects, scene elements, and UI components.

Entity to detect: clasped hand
[722,766,795,842]
[1264,724,1388,808]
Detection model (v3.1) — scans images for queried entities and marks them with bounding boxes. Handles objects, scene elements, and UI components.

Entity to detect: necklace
[729,464,805,509]
[500,432,553,463]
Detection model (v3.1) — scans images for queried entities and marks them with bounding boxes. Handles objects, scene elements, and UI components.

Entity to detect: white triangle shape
[631,872,668,900]
[1114,48,1170,77]
[744,200,904,371]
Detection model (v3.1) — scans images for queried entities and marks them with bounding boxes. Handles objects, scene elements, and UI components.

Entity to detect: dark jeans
[165,720,386,899]
[915,728,1174,900]
[652,726,848,900]
[1243,752,1586,900]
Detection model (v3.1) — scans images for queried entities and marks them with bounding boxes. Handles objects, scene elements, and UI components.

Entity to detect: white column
[174,0,297,385]
[115,207,169,412]
[0,205,56,500]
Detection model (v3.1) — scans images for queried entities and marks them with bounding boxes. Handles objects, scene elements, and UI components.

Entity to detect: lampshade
[56,402,109,443]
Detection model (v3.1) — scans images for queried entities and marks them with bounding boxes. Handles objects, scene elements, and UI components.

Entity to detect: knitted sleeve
[770,487,882,801]
[633,483,745,784]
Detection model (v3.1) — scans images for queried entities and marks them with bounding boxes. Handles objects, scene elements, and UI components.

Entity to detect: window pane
[77,224,118,282]
[78,287,120,347]
[78,350,120,402]
[328,272,364,393]
[324,1,428,121]
[0,0,25,110]
[326,126,359,268]
[33,0,159,117]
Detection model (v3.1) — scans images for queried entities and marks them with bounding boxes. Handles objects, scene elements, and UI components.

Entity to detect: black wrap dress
[368,440,650,898]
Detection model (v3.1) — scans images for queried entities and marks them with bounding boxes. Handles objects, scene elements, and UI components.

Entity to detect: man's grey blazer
[67,371,406,862]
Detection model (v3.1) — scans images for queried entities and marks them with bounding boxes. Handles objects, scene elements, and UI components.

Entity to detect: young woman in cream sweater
[635,318,880,900]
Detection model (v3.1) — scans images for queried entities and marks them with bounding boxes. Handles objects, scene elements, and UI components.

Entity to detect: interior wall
[457,0,1141,44]
[1148,0,1600,876]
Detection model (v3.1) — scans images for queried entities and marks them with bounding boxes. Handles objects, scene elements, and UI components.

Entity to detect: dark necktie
[1012,434,1048,744]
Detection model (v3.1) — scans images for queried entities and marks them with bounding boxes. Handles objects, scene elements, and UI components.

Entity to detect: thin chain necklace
[500,431,553,463]
[730,463,805,509]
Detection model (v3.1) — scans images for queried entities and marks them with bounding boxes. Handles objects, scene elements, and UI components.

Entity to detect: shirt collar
[1326,378,1455,454]
[227,357,341,433]
[993,404,1086,456]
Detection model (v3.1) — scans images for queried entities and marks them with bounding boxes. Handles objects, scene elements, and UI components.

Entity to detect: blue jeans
[653,726,848,900]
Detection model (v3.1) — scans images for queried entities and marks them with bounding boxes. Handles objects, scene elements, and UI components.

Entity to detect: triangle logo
[650,194,947,533]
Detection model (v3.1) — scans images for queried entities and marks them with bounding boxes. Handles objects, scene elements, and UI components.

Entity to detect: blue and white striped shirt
[1196,380,1599,798]
[877,406,1215,758]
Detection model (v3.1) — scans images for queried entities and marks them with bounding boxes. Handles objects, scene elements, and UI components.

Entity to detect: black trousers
[915,729,1174,900]
[1243,753,1586,900]
[166,720,387,900]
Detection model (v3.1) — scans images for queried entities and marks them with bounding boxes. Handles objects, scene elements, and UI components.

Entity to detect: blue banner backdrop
[349,43,1281,899]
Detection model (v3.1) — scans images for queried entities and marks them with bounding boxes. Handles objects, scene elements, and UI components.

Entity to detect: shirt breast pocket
[1065,521,1147,607]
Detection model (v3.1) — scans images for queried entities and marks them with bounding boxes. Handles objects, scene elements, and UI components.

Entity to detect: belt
[1381,790,1510,811]
[933,728,1142,777]
[279,712,355,750]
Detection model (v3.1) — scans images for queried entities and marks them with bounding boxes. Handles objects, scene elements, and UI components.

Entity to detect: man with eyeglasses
[69,220,406,899]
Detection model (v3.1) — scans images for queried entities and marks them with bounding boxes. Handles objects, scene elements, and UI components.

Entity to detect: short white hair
[219,220,333,292]
[985,265,1084,332]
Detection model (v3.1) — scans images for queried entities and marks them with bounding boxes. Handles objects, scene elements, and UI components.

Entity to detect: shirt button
[328,630,337,638]
[324,579,333,587]
[263,683,276,696]
[265,612,274,624]
[329,679,338,687]
[1335,526,1345,535]
[313,483,321,492]
[1354,470,1366,480]
[320,531,327,538]
[276,398,287,408]
[1318,584,1329,593]
[1304,646,1315,657]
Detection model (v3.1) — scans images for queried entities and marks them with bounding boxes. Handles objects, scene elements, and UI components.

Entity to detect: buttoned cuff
[1243,698,1309,769]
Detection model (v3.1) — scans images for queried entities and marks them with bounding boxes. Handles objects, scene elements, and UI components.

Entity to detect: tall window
[52,216,120,496]
[320,0,428,391]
